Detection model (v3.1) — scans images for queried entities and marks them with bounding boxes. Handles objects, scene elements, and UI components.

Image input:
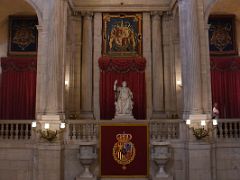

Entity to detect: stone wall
[0,144,34,180]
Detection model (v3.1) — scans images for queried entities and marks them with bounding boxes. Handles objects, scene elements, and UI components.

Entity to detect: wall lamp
[176,80,182,87]
[186,119,218,140]
[31,121,66,142]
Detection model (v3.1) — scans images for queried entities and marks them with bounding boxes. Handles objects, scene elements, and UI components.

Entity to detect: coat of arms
[112,132,136,170]
[103,13,142,57]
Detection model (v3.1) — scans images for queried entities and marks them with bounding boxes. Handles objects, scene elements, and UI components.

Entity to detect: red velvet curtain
[0,57,37,119]
[99,57,146,119]
[211,57,240,118]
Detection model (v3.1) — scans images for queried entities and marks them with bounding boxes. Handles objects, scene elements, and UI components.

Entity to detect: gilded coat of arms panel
[102,13,142,57]
[8,16,38,56]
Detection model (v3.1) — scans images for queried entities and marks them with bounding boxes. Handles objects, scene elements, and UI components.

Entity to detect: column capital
[205,23,211,30]
[162,11,174,22]
[36,25,43,32]
[150,11,163,20]
[81,11,93,18]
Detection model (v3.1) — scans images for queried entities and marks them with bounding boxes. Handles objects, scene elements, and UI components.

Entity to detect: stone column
[35,25,48,116]
[143,12,152,119]
[151,11,165,119]
[93,13,102,120]
[34,1,67,180]
[65,14,82,119]
[179,1,213,180]
[162,12,177,118]
[80,11,93,119]
[179,0,203,117]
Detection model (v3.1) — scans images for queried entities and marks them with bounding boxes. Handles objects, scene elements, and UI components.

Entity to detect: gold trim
[102,13,143,57]
[99,123,149,178]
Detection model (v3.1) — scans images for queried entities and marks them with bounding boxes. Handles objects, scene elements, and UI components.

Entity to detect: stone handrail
[0,120,33,140]
[150,119,181,141]
[216,119,240,140]
[65,120,98,143]
[66,119,182,143]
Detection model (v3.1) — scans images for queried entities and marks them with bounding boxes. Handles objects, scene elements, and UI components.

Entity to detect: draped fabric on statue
[99,57,146,119]
[0,57,37,119]
[211,57,240,118]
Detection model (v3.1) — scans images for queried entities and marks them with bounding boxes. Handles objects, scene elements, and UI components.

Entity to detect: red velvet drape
[99,57,146,119]
[211,57,240,118]
[0,57,37,119]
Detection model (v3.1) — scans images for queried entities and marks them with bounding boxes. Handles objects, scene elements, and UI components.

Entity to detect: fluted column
[36,25,47,116]
[151,11,165,118]
[65,15,82,119]
[162,12,177,118]
[93,13,102,120]
[179,0,203,117]
[80,12,93,119]
[36,0,67,120]
[143,12,152,119]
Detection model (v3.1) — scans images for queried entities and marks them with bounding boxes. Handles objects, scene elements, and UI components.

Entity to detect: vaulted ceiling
[210,0,240,19]
[0,0,35,24]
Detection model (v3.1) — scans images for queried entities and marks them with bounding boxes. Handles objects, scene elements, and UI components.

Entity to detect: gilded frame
[8,16,38,56]
[102,13,142,57]
[99,123,149,178]
[208,15,238,56]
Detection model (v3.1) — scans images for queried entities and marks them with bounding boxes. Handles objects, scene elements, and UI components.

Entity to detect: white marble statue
[114,80,133,116]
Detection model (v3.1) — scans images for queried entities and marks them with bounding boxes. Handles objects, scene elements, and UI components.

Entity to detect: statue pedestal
[113,114,135,120]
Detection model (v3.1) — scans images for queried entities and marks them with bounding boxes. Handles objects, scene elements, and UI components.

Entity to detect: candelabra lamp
[31,121,66,142]
[186,119,218,140]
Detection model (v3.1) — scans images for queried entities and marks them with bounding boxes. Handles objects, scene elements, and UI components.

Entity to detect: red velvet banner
[99,57,146,120]
[0,57,37,119]
[100,124,148,177]
[211,57,240,118]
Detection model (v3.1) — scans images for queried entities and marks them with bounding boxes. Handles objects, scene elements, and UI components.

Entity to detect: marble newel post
[80,12,94,119]
[179,0,213,180]
[151,11,165,119]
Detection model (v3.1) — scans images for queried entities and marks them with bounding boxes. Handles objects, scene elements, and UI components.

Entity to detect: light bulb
[32,121,37,128]
[213,119,218,126]
[60,123,65,129]
[44,123,50,129]
[201,120,206,126]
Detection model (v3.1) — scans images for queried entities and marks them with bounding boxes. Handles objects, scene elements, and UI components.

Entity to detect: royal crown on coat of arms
[112,132,136,170]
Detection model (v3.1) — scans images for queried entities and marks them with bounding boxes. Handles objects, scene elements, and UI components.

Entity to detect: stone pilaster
[151,11,165,119]
[80,11,94,119]
[36,25,48,116]
[143,12,152,119]
[65,14,82,119]
[162,12,177,118]
[93,12,102,120]
[43,0,67,116]
[179,0,203,117]
[34,1,67,180]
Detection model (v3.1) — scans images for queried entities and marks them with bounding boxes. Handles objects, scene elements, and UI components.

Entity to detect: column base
[152,177,173,180]
[101,178,148,180]
[79,111,94,119]
[151,112,167,119]
[76,177,96,180]
[113,114,135,120]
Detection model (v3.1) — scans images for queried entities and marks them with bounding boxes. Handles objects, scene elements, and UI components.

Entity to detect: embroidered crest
[112,132,136,170]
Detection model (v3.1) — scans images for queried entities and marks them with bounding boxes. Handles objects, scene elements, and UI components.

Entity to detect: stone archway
[24,0,43,25]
